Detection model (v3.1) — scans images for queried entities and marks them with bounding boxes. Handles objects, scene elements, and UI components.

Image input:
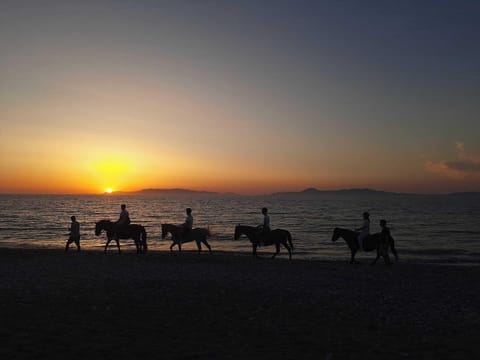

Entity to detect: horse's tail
[287,231,293,252]
[206,225,212,237]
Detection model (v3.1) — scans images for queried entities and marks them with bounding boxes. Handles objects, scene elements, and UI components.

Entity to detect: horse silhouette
[234,225,293,259]
[161,223,212,254]
[331,227,393,265]
[95,220,147,253]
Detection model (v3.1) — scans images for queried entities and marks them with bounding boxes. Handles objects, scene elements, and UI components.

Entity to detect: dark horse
[95,220,147,253]
[331,227,395,265]
[161,223,212,254]
[234,225,293,259]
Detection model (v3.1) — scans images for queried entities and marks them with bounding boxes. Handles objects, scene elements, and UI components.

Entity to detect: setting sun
[105,188,113,194]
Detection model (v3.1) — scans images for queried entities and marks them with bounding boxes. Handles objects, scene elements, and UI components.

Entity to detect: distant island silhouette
[271,188,392,196]
[107,188,222,196]
[105,188,480,197]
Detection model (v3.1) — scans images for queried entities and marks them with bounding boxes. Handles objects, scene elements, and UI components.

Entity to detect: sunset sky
[1,0,479,194]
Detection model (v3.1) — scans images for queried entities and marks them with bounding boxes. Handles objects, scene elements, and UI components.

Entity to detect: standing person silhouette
[65,216,81,252]
[355,211,370,251]
[380,219,399,262]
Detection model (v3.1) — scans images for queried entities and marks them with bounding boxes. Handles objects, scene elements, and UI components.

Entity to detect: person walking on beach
[65,216,80,252]
[115,204,130,236]
[355,211,370,251]
[380,219,399,262]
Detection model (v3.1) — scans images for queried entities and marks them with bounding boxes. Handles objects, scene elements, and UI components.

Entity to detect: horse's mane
[236,224,256,229]
[336,227,357,233]
[98,219,113,224]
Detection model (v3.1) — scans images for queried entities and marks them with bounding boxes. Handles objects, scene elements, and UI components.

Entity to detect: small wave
[398,248,480,256]
[447,230,480,235]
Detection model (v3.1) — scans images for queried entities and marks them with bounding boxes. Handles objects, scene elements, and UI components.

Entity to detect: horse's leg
[350,249,358,264]
[252,243,258,257]
[371,247,380,266]
[283,240,292,260]
[201,238,212,253]
[170,242,175,252]
[272,242,280,259]
[115,237,121,253]
[104,238,111,253]
[196,239,202,254]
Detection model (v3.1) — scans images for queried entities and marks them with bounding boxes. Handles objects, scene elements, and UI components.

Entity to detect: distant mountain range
[273,188,480,197]
[108,187,480,197]
[271,188,393,196]
[110,188,221,195]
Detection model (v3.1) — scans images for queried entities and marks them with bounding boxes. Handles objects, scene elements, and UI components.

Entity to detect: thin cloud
[445,160,480,173]
[426,142,480,179]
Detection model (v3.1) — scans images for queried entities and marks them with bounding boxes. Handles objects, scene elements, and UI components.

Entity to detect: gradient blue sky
[1,0,479,193]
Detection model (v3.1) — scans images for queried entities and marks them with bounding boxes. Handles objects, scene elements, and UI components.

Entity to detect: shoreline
[1,244,479,266]
[2,248,480,359]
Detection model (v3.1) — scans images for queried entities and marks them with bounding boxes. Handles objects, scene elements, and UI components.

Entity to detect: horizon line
[1,186,478,197]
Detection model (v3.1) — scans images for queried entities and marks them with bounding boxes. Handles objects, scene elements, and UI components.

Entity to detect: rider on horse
[182,207,193,238]
[256,207,271,245]
[115,204,131,237]
[355,211,370,251]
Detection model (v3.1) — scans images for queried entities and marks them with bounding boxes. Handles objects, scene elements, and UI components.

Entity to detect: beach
[1,248,479,359]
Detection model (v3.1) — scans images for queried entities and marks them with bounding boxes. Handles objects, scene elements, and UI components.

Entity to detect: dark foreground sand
[1,248,479,359]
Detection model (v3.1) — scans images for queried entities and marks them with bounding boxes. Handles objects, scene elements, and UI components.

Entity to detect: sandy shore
[1,248,479,359]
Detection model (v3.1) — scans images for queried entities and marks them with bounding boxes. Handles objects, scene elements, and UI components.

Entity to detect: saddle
[358,234,370,251]
[256,232,270,246]
[115,224,130,238]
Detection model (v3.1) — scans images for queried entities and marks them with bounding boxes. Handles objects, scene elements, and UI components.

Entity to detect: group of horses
[94,220,396,264]
[94,220,294,259]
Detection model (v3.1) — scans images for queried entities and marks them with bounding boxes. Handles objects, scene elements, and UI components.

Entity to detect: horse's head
[234,225,241,240]
[95,220,113,236]
[161,224,168,239]
[331,227,341,242]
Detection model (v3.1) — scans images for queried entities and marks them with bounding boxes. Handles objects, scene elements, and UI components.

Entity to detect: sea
[1,193,479,264]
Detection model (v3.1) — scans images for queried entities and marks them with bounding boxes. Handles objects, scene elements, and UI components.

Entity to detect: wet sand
[1,248,479,359]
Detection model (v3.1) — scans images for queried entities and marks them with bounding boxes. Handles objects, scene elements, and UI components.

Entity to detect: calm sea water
[1,194,479,264]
